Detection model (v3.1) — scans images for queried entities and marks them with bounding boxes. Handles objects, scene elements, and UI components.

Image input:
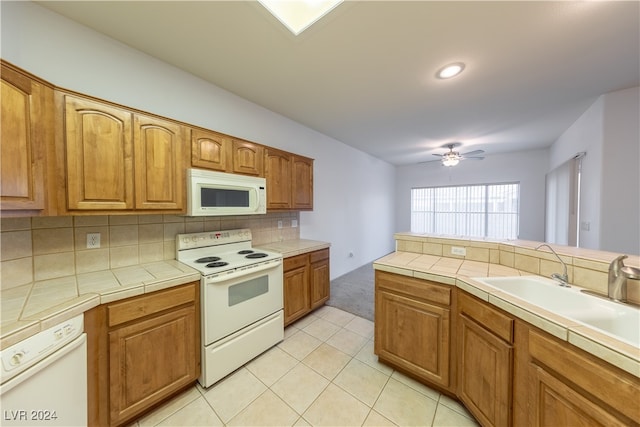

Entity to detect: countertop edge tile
[144,273,201,294]
[1,321,41,350]
[568,329,640,378]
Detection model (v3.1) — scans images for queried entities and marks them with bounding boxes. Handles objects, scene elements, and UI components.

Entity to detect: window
[411,183,520,239]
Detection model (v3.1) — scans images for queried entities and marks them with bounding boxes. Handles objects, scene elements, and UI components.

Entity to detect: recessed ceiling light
[258,0,343,36]
[436,62,465,79]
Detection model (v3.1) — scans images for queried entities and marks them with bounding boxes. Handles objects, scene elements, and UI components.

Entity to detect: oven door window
[228,275,269,306]
[201,187,250,208]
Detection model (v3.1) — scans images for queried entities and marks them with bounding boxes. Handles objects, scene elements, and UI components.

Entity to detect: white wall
[1,1,396,278]
[550,86,639,255]
[395,149,549,241]
[550,97,604,251]
[601,87,639,254]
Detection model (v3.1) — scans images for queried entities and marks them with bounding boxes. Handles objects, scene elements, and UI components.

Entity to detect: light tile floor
[130,306,479,427]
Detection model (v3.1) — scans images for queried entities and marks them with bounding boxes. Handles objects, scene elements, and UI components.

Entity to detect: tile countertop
[0,239,329,350]
[1,260,200,350]
[256,239,330,258]
[374,251,640,379]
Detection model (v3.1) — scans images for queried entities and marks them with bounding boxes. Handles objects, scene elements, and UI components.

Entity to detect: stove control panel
[176,229,252,251]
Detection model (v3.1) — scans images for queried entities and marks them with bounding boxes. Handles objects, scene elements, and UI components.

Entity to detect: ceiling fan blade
[463,156,484,160]
[461,149,484,157]
[418,158,443,164]
[432,153,444,157]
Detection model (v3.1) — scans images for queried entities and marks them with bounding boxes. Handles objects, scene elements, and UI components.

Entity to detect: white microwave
[187,169,266,216]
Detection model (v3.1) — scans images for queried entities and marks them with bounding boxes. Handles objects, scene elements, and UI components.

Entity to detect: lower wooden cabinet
[374,271,452,390]
[283,249,330,326]
[524,325,640,426]
[457,291,513,427]
[85,282,200,427]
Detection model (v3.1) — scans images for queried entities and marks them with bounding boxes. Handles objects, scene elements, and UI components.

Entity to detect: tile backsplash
[0,212,299,291]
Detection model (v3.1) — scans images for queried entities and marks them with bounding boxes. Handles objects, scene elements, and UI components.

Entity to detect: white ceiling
[37,1,639,165]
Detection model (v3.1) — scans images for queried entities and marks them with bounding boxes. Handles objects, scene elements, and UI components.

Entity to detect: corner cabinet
[457,290,514,427]
[374,271,453,391]
[283,248,330,326]
[1,63,54,215]
[264,147,314,211]
[61,93,186,213]
[85,282,200,427]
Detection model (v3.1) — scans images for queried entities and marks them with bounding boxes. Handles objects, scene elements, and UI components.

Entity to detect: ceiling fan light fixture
[442,156,460,167]
[436,62,465,79]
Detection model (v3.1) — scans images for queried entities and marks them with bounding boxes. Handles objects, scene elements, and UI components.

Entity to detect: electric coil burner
[176,229,284,388]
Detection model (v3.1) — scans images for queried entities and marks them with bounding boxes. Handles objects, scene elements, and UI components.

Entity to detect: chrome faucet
[535,244,570,287]
[608,255,640,302]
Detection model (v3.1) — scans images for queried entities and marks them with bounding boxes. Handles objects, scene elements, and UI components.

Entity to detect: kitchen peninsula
[374,233,640,426]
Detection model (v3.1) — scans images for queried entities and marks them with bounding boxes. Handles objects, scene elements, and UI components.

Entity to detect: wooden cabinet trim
[309,248,329,263]
[107,284,196,327]
[376,270,451,306]
[458,291,513,343]
[284,254,309,271]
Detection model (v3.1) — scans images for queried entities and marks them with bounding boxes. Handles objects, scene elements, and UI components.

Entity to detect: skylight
[258,0,343,35]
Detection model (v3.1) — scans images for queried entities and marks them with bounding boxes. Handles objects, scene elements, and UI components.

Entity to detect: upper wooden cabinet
[1,63,53,214]
[191,129,230,171]
[231,139,263,176]
[291,155,313,210]
[264,148,314,211]
[264,147,292,209]
[133,114,184,210]
[64,95,134,210]
[62,94,185,212]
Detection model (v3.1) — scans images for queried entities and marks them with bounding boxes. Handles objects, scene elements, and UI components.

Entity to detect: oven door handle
[205,259,282,284]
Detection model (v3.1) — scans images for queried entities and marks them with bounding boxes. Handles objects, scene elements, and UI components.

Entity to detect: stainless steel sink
[472,276,640,347]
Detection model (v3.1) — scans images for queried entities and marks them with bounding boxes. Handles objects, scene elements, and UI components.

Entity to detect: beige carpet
[326,262,374,321]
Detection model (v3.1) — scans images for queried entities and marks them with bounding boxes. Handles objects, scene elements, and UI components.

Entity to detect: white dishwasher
[0,314,87,426]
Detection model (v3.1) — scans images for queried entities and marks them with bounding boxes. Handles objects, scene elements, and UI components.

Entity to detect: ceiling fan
[424,143,485,167]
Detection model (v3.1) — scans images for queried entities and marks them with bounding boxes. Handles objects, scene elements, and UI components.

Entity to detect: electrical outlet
[291,219,298,228]
[86,232,101,249]
[277,220,283,229]
[451,246,466,256]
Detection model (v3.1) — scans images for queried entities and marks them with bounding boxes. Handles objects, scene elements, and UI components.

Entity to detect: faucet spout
[535,244,569,287]
[608,255,640,302]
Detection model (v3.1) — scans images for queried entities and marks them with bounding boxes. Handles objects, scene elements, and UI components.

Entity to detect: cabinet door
[526,328,640,426]
[134,114,185,210]
[375,289,450,387]
[1,65,47,212]
[458,314,512,427]
[64,95,134,210]
[528,364,627,427]
[283,263,310,326]
[232,139,263,176]
[109,306,197,425]
[310,250,330,309]
[291,155,313,210]
[191,128,230,171]
[264,148,292,209]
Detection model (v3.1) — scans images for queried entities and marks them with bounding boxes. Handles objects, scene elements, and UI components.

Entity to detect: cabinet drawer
[376,270,451,306]
[458,290,513,343]
[284,254,308,271]
[108,283,196,327]
[310,248,329,263]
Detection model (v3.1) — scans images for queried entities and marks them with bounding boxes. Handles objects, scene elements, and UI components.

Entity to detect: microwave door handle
[206,260,282,284]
